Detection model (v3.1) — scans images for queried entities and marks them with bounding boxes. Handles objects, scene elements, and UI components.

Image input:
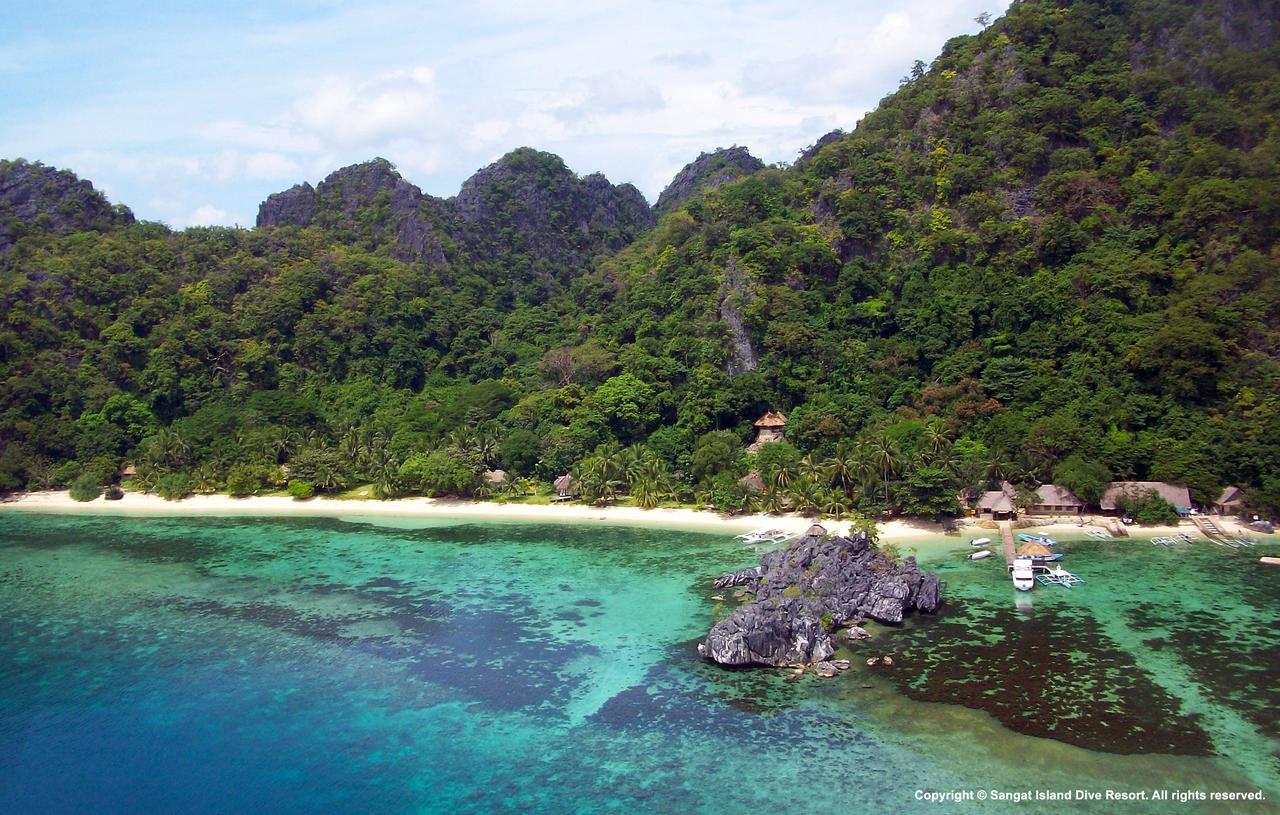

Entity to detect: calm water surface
[0,512,1276,813]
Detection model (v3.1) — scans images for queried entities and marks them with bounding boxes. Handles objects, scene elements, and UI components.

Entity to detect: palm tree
[821,491,850,521]
[826,443,857,496]
[986,454,1014,484]
[798,455,826,483]
[761,487,786,516]
[924,418,950,458]
[871,434,900,506]
[631,477,660,509]
[790,477,822,516]
[770,462,796,493]
[192,464,219,494]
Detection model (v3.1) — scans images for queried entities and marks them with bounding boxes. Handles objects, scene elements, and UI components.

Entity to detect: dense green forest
[2,0,1278,518]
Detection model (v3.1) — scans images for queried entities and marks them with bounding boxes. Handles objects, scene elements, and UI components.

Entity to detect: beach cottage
[976,481,1018,520]
[1030,484,1085,516]
[1100,482,1193,516]
[749,411,787,452]
[1214,486,1245,515]
[553,474,578,500]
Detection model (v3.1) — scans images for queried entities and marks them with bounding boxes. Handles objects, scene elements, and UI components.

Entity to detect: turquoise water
[0,513,1276,813]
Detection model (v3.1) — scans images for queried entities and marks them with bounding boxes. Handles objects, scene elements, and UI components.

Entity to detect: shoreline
[0,490,1207,542]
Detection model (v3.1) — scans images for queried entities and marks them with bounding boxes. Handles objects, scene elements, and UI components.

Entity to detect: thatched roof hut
[1017,542,1052,558]
[754,411,788,428]
[484,469,508,484]
[1100,481,1193,514]
[553,474,578,497]
[804,523,828,538]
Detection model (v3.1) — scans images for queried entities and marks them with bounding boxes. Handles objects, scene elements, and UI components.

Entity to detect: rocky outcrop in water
[0,159,134,253]
[698,530,941,667]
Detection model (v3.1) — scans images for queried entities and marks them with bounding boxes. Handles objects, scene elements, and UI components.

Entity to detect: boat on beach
[734,527,796,545]
[1018,533,1057,547]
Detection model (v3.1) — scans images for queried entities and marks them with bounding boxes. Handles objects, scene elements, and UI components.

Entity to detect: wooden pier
[999,521,1017,569]
[1192,515,1227,542]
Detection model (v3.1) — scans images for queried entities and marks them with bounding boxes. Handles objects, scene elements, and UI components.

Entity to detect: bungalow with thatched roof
[553,474,578,500]
[1031,484,1084,515]
[1100,481,1193,516]
[804,523,828,538]
[1214,485,1245,515]
[748,411,787,452]
[484,469,508,485]
[976,481,1017,520]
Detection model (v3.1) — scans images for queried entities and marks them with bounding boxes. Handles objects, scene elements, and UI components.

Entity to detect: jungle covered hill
[1,0,1278,517]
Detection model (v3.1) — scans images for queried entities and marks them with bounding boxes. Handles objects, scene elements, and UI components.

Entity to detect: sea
[0,512,1276,813]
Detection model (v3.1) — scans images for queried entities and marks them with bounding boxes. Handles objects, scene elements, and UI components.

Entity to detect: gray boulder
[699,531,942,667]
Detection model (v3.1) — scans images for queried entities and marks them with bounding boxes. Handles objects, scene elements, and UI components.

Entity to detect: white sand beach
[0,489,1219,542]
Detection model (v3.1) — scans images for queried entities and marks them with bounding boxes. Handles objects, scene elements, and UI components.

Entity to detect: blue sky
[1,1,1007,228]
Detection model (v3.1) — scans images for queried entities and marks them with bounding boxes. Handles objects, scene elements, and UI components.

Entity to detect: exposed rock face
[654,146,765,215]
[698,531,941,667]
[256,149,654,282]
[795,129,846,167]
[256,158,449,265]
[0,159,134,253]
[453,148,654,273]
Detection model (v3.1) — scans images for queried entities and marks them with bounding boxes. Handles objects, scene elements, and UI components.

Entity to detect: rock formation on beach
[699,530,941,667]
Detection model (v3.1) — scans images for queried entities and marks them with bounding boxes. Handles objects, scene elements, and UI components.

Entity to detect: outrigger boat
[1036,565,1085,588]
[1018,533,1057,547]
[734,527,796,545]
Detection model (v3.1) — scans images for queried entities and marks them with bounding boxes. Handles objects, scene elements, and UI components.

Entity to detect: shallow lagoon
[0,513,1275,813]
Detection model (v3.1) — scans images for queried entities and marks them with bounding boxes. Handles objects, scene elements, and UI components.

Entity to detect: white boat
[1011,556,1036,591]
[968,549,992,560]
[734,527,793,545]
[970,537,992,547]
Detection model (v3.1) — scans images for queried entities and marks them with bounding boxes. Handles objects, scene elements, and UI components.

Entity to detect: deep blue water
[0,513,1275,813]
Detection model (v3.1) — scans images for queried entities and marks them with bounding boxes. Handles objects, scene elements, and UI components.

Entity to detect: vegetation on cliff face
[1,0,1277,517]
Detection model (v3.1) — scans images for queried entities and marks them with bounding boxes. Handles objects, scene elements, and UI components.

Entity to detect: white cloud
[292,65,437,146]
[3,0,1009,221]
[186,204,230,226]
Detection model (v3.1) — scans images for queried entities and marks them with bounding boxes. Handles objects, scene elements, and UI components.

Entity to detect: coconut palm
[821,491,851,520]
[761,488,787,515]
[871,433,900,506]
[631,477,660,509]
[790,477,823,516]
[192,464,220,494]
[924,418,950,458]
[826,443,858,496]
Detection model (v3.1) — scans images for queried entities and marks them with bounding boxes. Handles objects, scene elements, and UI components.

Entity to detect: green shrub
[287,480,315,500]
[226,464,265,497]
[1118,488,1179,524]
[155,473,193,501]
[68,473,101,502]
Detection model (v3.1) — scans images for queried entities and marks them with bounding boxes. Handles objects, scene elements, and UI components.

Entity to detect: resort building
[976,481,1017,520]
[1214,486,1245,515]
[1099,481,1194,516]
[553,474,578,500]
[1030,484,1085,515]
[748,411,788,452]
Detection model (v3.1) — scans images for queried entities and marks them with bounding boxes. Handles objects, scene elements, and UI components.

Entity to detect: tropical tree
[871,433,900,506]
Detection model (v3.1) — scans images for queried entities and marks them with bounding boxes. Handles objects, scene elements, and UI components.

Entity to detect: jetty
[999,521,1017,569]
[1192,515,1228,542]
